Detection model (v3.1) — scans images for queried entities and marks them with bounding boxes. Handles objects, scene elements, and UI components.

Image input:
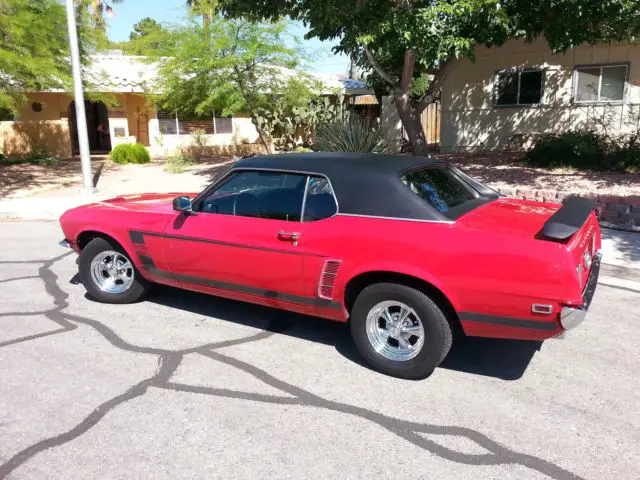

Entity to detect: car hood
[83,193,198,214]
[457,197,562,238]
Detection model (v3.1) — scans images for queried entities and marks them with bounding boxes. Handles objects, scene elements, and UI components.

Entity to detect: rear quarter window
[400,167,480,219]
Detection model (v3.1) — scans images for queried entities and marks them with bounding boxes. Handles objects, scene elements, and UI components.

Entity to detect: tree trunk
[251,116,273,154]
[394,92,428,155]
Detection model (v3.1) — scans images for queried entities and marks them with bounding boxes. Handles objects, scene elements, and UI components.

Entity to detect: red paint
[59,194,600,340]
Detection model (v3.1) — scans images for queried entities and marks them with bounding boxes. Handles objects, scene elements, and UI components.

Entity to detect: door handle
[278,231,301,242]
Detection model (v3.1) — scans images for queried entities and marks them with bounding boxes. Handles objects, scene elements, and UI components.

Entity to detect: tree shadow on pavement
[601,228,640,264]
[147,285,539,381]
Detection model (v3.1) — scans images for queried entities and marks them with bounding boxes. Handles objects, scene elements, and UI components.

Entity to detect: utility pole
[65,0,94,193]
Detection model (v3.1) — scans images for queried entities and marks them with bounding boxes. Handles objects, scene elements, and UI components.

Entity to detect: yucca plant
[315,116,400,154]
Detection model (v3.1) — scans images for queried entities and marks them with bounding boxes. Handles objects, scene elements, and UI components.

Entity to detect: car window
[303,176,338,221]
[400,167,479,219]
[200,170,307,221]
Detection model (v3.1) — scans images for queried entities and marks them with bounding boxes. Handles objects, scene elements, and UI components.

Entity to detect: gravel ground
[438,153,640,195]
[0,222,639,480]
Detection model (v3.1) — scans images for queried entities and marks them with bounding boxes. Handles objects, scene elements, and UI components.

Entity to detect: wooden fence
[420,102,441,147]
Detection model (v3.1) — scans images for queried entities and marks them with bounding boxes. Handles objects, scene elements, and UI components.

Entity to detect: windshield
[400,166,489,220]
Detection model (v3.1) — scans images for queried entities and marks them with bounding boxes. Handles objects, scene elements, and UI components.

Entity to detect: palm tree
[186,0,213,37]
[88,0,123,29]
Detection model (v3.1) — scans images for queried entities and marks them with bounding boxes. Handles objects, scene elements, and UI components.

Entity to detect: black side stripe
[129,230,146,245]
[138,254,155,269]
[129,230,326,258]
[459,312,558,331]
[147,267,342,311]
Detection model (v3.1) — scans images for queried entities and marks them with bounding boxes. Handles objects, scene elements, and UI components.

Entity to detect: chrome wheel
[365,300,425,362]
[90,250,135,294]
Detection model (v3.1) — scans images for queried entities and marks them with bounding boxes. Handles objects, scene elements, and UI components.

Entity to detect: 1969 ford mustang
[59,153,601,379]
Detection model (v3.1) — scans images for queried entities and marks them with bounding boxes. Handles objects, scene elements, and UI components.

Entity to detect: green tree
[121,17,169,55]
[0,0,94,114]
[155,16,318,153]
[215,0,640,154]
[129,17,162,40]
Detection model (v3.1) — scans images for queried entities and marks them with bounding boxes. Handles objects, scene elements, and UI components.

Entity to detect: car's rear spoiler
[540,196,596,241]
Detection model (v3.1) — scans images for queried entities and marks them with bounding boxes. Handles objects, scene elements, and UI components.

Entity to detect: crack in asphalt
[0,254,585,480]
[0,276,40,284]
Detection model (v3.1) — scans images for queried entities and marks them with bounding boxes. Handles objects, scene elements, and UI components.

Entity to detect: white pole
[65,0,94,192]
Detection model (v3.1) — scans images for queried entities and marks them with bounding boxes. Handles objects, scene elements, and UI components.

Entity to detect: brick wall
[495,187,640,227]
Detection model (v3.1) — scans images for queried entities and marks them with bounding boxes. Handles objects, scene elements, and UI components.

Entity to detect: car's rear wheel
[350,283,452,379]
[78,237,149,304]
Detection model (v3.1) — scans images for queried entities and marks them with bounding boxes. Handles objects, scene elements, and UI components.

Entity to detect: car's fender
[338,260,462,312]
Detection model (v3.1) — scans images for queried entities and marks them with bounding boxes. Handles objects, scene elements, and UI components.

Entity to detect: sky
[105,0,350,76]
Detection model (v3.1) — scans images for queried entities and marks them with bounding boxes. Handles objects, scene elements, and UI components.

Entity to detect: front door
[163,170,309,311]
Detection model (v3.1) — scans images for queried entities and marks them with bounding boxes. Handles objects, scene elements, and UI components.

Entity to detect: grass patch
[164,153,197,173]
[0,152,60,166]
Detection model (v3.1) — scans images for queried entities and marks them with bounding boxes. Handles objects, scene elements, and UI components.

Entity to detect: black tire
[350,283,453,380]
[78,237,149,304]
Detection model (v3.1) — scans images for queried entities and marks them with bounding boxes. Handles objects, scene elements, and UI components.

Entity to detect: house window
[495,69,544,106]
[157,110,233,135]
[214,115,233,134]
[157,110,178,135]
[574,64,627,103]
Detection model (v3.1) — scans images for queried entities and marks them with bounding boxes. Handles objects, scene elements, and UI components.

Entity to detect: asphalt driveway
[0,222,638,480]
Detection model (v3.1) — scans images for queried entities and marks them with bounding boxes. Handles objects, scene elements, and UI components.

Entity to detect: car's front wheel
[78,237,149,304]
[350,283,452,379]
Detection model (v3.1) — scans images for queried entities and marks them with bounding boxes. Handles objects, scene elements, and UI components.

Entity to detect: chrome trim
[365,300,425,362]
[560,306,586,330]
[192,166,340,221]
[337,213,455,224]
[299,175,310,222]
[317,259,342,300]
[532,304,553,314]
[562,251,602,331]
[59,240,71,248]
[278,231,301,243]
[582,251,602,298]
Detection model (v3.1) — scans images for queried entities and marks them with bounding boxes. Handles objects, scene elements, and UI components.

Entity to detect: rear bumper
[560,252,602,330]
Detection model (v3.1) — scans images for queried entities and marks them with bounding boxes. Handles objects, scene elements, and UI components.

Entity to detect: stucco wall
[440,38,640,152]
[147,112,260,157]
[0,93,73,158]
[1,91,262,158]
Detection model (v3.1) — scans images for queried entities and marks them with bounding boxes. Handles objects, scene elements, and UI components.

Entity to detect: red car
[59,153,601,379]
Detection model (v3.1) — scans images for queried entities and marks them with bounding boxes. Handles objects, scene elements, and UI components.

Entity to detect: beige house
[438,38,640,152]
[0,54,372,158]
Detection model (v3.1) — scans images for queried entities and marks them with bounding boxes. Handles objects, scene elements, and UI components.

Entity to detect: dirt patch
[0,160,101,198]
[438,152,640,196]
[0,156,238,200]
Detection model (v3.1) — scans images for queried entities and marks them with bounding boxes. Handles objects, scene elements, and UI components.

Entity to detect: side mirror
[173,196,192,212]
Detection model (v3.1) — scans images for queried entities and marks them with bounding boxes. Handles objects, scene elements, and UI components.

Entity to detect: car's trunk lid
[457,197,562,238]
[459,196,600,290]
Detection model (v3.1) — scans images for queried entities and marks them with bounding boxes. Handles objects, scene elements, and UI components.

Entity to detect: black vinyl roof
[233,152,492,221]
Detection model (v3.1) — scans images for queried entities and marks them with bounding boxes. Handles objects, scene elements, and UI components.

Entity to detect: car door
[163,169,310,312]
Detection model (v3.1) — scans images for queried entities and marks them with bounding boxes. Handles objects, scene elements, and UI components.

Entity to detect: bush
[164,152,196,174]
[109,143,151,165]
[524,131,608,170]
[524,130,640,172]
[315,116,400,154]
